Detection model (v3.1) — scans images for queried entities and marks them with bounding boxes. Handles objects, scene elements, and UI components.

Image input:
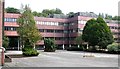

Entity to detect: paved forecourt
[3,50,118,67]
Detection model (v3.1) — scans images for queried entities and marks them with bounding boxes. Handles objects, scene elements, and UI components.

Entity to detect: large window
[46,29,54,33]
[4,18,17,22]
[78,20,87,24]
[109,26,118,29]
[55,30,63,33]
[39,29,44,32]
[4,27,17,31]
[36,21,66,26]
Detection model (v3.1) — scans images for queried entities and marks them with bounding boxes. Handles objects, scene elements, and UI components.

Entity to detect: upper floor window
[4,18,17,22]
[36,21,66,26]
[78,20,87,24]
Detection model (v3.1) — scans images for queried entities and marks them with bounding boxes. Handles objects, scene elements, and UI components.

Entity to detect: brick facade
[0,0,3,47]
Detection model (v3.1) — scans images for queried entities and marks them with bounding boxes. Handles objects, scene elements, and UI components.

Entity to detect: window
[55,30,63,33]
[64,30,69,33]
[46,29,54,33]
[78,20,86,24]
[64,23,68,26]
[4,27,17,31]
[55,37,64,40]
[39,29,44,32]
[4,18,17,22]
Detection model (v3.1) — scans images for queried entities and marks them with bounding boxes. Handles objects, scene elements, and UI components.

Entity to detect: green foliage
[67,12,75,18]
[105,14,112,20]
[107,43,120,53]
[82,19,96,42]
[67,46,83,51]
[3,36,9,49]
[98,13,104,18]
[22,46,39,56]
[82,17,114,49]
[112,16,120,21]
[32,11,42,17]
[17,5,42,48]
[32,8,63,17]
[75,35,83,45]
[44,38,56,52]
[5,7,20,14]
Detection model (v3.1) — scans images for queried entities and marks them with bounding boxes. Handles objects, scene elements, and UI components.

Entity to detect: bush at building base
[44,38,56,52]
[22,46,39,56]
[107,43,120,54]
[67,46,83,51]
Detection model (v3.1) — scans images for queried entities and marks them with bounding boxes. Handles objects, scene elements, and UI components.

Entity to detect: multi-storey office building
[4,12,119,50]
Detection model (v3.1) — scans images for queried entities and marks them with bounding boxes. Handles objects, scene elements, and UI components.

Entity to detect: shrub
[107,43,120,54]
[44,38,56,52]
[67,46,83,51]
[22,46,39,56]
[3,36,9,49]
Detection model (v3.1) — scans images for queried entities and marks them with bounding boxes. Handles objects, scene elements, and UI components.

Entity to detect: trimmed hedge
[107,43,120,54]
[22,46,39,56]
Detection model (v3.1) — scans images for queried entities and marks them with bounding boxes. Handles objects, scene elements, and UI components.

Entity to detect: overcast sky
[5,0,119,16]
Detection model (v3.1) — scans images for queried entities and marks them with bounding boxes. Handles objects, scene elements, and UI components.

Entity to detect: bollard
[0,48,4,66]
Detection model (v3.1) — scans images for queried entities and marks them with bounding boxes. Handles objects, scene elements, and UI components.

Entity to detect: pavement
[2,50,119,67]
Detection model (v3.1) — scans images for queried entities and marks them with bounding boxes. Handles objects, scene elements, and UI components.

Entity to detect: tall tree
[82,17,114,49]
[5,7,20,14]
[98,13,104,18]
[17,5,41,48]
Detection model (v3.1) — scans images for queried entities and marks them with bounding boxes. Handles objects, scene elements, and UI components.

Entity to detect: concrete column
[69,45,71,47]
[62,44,64,50]
[87,44,89,49]
[43,45,45,49]
[18,39,19,51]
[78,45,80,48]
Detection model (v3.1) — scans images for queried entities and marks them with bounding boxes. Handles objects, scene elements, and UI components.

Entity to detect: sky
[5,0,120,16]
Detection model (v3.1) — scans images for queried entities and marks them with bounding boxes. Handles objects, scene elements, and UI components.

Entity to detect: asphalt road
[3,50,118,67]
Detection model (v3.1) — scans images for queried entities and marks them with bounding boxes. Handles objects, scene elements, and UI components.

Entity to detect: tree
[3,36,9,49]
[98,13,104,18]
[82,19,96,43]
[105,14,112,20]
[44,38,56,52]
[41,8,63,17]
[54,8,63,14]
[82,17,114,49]
[112,16,120,21]
[32,11,42,17]
[5,7,20,14]
[17,5,41,49]
[75,34,83,45]
[67,12,75,18]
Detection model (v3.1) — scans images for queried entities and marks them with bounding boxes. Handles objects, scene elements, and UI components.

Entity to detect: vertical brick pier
[0,0,4,66]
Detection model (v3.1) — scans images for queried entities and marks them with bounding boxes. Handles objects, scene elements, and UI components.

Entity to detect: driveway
[3,50,118,67]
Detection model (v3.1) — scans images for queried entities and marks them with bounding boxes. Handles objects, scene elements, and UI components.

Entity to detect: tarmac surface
[2,50,119,67]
